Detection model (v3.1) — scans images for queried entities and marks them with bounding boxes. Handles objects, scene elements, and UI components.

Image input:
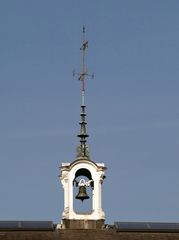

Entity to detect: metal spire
[75,26,90,159]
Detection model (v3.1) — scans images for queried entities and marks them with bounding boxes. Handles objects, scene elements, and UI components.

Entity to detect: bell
[75,185,89,202]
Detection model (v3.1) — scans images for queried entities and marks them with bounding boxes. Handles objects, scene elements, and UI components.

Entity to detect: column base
[62,219,105,229]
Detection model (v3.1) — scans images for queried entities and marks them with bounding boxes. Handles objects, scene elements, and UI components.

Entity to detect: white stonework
[60,158,106,221]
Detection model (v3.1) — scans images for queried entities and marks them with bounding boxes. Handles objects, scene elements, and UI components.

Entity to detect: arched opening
[73,168,94,214]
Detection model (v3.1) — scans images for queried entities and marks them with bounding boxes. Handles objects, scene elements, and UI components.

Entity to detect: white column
[61,170,70,219]
[64,181,69,210]
[98,180,102,210]
[93,176,100,211]
[92,188,95,211]
[68,176,74,218]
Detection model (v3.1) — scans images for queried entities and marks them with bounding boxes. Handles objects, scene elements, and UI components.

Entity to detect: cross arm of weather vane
[80,41,88,51]
[73,70,94,81]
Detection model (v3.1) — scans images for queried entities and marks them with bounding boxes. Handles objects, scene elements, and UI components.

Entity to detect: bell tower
[59,27,106,229]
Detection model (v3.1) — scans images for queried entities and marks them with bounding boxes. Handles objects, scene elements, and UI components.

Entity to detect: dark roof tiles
[1,229,179,240]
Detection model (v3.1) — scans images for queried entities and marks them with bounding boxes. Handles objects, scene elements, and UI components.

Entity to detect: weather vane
[73,26,94,106]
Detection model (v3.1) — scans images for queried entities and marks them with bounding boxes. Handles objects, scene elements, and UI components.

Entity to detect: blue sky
[0,1,179,224]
